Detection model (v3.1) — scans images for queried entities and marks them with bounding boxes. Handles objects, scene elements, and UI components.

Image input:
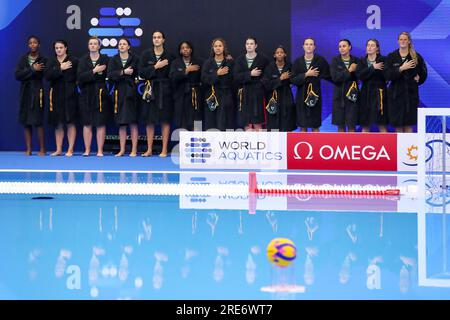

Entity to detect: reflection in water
[305,217,319,241]
[246,254,256,284]
[55,249,71,278]
[379,213,384,238]
[399,256,415,293]
[249,247,261,285]
[118,253,129,281]
[207,213,219,236]
[213,256,224,282]
[192,212,197,235]
[238,212,244,235]
[304,247,318,286]
[367,256,383,290]
[0,173,449,299]
[266,212,277,233]
[346,224,357,243]
[28,249,41,281]
[339,252,357,284]
[83,172,92,183]
[137,219,152,245]
[214,247,229,283]
[181,249,198,279]
[153,252,168,290]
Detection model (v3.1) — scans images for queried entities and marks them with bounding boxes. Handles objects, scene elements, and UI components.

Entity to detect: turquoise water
[0,172,449,300]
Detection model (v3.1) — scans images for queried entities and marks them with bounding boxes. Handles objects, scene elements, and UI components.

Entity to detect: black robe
[107,53,139,125]
[169,57,203,130]
[15,54,47,126]
[44,55,79,127]
[138,49,175,125]
[201,58,235,131]
[384,50,427,127]
[233,53,269,127]
[330,55,360,127]
[291,54,331,129]
[355,55,388,126]
[262,61,296,131]
[77,53,111,127]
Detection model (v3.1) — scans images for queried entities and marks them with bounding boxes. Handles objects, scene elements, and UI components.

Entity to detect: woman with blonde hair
[385,32,427,132]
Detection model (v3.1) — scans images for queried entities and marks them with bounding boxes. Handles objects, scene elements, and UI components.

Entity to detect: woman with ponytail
[385,32,427,132]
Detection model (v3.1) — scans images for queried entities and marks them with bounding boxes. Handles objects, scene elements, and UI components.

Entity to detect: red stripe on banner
[286,133,397,171]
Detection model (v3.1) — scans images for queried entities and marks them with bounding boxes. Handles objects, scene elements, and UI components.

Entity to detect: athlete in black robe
[139,49,175,125]
[108,50,140,156]
[263,60,296,131]
[169,56,203,131]
[234,53,269,129]
[108,53,139,125]
[384,49,427,131]
[356,54,388,131]
[14,36,47,155]
[45,53,79,156]
[201,58,235,131]
[291,54,330,130]
[330,54,360,131]
[139,38,175,157]
[77,51,110,156]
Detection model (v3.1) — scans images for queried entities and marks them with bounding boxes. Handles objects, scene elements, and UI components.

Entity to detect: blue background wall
[0,0,291,151]
[1,0,449,151]
[291,0,450,129]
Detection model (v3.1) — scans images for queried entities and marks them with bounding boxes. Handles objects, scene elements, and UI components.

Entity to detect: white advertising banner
[180,132,427,173]
[179,131,287,170]
[397,133,419,172]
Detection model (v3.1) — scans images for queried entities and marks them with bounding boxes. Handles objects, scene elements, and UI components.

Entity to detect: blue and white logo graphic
[185,138,212,164]
[88,6,143,56]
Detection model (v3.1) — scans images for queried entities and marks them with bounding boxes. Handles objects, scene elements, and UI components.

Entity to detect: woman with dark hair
[291,38,331,132]
[44,39,78,156]
[139,30,175,157]
[355,39,387,132]
[107,37,139,157]
[14,35,47,155]
[330,39,360,132]
[201,38,235,131]
[234,37,269,131]
[77,36,110,156]
[385,32,427,132]
[169,41,203,130]
[262,46,296,131]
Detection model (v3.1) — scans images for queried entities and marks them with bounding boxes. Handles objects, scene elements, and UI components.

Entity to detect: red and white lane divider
[0,172,414,197]
[249,172,406,196]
